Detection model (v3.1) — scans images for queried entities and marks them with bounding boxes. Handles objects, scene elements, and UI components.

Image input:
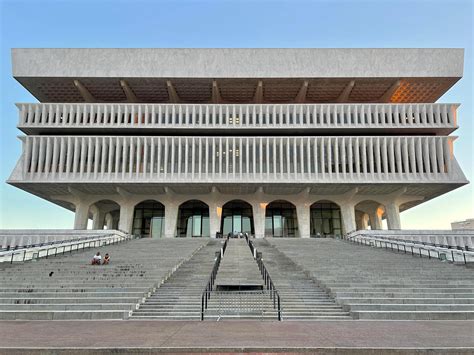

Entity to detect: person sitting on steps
[103,253,110,265]
[91,252,101,265]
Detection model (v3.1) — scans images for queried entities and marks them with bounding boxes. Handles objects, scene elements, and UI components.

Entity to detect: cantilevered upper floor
[12,48,463,104]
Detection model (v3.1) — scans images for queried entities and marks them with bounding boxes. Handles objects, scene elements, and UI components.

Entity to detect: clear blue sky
[0,0,472,229]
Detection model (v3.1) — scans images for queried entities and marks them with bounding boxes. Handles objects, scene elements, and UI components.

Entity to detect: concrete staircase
[204,239,277,320]
[253,239,351,320]
[269,238,474,320]
[0,238,205,320]
[130,239,222,320]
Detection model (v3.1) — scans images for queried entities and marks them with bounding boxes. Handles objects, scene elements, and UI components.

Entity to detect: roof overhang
[12,48,464,104]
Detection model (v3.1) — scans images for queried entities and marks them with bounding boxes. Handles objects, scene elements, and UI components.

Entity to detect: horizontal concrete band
[12,48,464,78]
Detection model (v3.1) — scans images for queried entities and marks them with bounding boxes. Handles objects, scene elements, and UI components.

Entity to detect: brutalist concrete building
[8,48,468,238]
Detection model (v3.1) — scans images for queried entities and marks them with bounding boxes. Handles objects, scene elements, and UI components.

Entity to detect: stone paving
[215,239,263,289]
[0,320,473,352]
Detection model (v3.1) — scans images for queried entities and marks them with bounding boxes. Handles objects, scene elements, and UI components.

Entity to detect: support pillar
[386,202,401,230]
[369,210,383,230]
[105,213,113,230]
[296,204,311,238]
[92,210,106,230]
[119,203,135,234]
[164,203,178,238]
[340,203,356,234]
[253,203,266,238]
[361,214,369,230]
[74,201,89,230]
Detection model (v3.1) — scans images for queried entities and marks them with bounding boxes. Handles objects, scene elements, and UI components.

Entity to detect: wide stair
[253,239,351,320]
[270,238,474,320]
[0,238,205,320]
[130,239,222,320]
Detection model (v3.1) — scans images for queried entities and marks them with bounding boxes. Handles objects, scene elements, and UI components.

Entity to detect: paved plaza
[0,320,473,353]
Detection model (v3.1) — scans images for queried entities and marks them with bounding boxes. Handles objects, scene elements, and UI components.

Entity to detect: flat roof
[12,48,464,103]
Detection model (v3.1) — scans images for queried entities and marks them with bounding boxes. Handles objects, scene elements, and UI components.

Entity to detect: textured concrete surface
[12,48,464,78]
[0,320,473,352]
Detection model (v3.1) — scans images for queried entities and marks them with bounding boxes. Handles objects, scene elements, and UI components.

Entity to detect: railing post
[201,294,204,321]
[277,295,281,321]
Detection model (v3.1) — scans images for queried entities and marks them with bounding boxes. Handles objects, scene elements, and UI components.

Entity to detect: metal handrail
[345,234,473,265]
[1,232,122,252]
[371,235,471,251]
[1,233,134,264]
[201,236,229,320]
[244,235,282,321]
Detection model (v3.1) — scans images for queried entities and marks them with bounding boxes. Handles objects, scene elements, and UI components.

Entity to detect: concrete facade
[7,48,468,237]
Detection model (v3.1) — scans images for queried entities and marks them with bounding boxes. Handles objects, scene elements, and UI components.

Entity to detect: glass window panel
[193,215,202,237]
[186,217,193,238]
[202,216,210,237]
[265,217,273,235]
[223,216,232,235]
[233,214,242,233]
[242,217,252,234]
[322,210,332,218]
[151,217,163,238]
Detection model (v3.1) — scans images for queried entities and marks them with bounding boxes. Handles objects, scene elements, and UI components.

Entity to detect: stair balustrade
[201,237,229,320]
[245,235,282,320]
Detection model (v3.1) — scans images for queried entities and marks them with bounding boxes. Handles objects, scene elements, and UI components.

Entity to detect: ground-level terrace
[10,183,461,238]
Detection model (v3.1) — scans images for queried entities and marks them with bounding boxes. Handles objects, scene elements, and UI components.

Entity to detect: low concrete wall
[349,230,474,248]
[0,229,126,249]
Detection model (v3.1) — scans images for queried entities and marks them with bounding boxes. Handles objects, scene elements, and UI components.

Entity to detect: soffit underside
[16,77,458,104]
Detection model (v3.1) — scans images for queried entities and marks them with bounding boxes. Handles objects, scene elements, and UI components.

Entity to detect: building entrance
[132,200,165,238]
[221,200,254,236]
[177,200,210,237]
[265,200,298,237]
[310,201,342,236]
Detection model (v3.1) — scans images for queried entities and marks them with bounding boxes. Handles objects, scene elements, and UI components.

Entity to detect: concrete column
[369,210,383,230]
[361,214,369,230]
[252,203,266,238]
[74,201,90,230]
[105,213,114,230]
[119,203,135,234]
[92,210,106,230]
[386,202,401,230]
[296,204,310,238]
[340,203,356,234]
[209,203,222,238]
[164,203,178,238]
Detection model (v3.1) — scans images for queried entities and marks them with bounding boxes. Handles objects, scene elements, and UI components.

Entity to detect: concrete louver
[0,238,206,320]
[269,238,474,320]
[14,135,462,184]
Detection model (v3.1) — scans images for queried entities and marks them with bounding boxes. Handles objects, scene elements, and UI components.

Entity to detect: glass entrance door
[150,217,164,238]
[221,200,254,236]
